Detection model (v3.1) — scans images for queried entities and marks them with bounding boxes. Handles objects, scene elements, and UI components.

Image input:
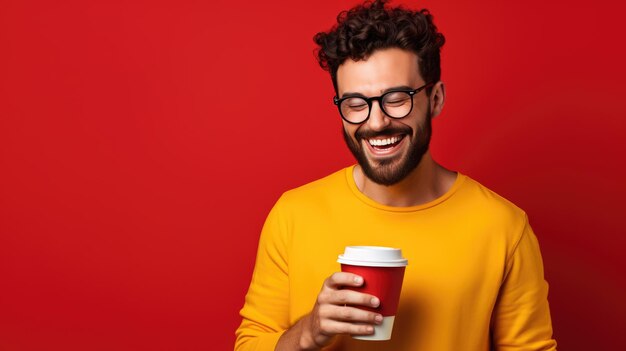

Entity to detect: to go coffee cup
[337,246,408,341]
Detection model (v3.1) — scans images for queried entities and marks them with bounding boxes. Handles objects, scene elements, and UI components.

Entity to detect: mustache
[355,126,413,141]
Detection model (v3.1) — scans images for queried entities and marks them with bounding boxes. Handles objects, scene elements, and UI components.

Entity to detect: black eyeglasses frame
[332,82,434,124]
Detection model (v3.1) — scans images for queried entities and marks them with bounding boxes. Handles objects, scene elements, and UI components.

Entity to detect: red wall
[1,0,625,350]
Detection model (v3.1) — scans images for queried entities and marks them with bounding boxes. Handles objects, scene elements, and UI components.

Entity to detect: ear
[429,81,445,118]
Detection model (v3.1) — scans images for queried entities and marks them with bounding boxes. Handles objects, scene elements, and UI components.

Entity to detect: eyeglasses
[333,83,433,124]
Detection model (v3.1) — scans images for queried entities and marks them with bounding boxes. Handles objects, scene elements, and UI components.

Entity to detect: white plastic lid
[337,246,408,267]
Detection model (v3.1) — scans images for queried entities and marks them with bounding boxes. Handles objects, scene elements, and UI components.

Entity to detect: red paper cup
[338,246,408,340]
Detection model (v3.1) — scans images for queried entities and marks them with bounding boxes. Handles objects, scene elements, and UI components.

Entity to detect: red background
[1,0,625,350]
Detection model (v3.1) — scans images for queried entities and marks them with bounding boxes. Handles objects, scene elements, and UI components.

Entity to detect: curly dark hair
[313,0,445,95]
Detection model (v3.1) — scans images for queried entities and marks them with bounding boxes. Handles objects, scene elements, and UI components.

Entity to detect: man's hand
[276,272,383,350]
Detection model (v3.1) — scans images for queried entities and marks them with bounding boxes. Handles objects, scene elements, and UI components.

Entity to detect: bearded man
[235,1,557,350]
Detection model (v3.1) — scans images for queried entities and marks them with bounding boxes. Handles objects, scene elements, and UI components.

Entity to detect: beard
[343,111,432,186]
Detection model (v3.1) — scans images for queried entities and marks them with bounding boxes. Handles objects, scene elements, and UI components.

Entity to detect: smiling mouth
[363,134,406,155]
[367,135,404,149]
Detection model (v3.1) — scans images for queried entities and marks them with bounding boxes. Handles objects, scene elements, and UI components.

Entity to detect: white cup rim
[337,246,408,267]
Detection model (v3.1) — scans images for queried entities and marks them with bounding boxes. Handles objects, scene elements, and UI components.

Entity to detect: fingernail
[371,297,380,307]
[354,276,363,284]
[367,326,374,333]
[375,314,383,323]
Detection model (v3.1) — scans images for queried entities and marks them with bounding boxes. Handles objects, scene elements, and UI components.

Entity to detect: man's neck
[353,152,457,207]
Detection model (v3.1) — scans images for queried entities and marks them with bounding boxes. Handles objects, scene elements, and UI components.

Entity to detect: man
[235,1,557,350]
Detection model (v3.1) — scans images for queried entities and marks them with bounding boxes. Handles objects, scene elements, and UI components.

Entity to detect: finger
[325,272,364,289]
[318,319,375,336]
[319,305,384,324]
[324,289,380,308]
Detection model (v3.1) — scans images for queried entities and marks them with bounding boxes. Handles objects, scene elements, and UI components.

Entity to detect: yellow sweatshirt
[235,166,556,351]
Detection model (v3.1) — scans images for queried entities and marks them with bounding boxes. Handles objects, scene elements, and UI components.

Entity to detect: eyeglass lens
[340,91,413,123]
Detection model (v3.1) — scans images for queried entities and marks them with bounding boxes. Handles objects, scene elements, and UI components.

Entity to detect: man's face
[336,48,432,186]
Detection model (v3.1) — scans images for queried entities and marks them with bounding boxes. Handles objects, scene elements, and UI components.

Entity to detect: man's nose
[366,100,391,131]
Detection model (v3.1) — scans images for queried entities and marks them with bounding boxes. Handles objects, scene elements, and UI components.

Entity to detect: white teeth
[368,136,401,146]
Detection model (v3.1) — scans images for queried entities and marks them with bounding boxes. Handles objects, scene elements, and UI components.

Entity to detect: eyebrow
[340,85,414,99]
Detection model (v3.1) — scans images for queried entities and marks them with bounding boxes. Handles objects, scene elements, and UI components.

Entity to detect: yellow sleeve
[491,216,557,350]
[235,200,291,351]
